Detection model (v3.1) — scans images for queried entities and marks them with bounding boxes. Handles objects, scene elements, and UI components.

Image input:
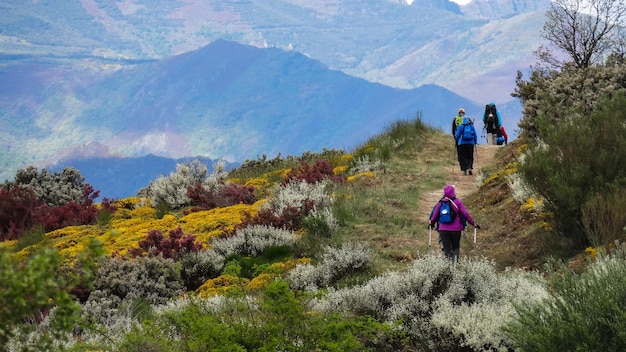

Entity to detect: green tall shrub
[504,246,626,351]
[518,94,626,247]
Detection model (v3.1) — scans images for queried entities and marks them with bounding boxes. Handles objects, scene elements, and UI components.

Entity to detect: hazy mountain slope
[0,40,482,183]
[0,0,550,100]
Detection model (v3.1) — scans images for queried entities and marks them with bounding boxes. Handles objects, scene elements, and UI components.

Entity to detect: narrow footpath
[416,144,500,249]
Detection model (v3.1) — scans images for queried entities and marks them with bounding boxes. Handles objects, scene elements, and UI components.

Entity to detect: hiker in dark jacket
[429,184,479,262]
[482,102,502,145]
[454,116,477,175]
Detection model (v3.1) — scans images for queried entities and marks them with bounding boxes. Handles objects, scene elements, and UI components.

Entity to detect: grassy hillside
[1,117,610,350]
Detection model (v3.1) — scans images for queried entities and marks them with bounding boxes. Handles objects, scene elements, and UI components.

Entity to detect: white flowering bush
[311,254,548,351]
[144,159,227,209]
[348,154,385,175]
[82,255,183,324]
[208,224,297,257]
[288,242,373,291]
[262,179,333,215]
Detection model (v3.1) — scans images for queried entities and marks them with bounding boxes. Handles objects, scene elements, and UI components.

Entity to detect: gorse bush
[517,94,626,248]
[504,243,626,351]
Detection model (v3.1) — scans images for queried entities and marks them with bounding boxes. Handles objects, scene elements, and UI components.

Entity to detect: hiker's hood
[444,185,456,198]
[462,117,471,124]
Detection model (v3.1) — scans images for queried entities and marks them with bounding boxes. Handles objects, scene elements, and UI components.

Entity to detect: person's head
[458,108,465,115]
[444,184,456,198]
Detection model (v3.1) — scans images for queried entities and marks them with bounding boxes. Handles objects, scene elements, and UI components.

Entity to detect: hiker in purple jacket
[428,184,479,262]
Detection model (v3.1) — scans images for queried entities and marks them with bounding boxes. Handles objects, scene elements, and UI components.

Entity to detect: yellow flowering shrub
[483,162,518,185]
[520,197,544,214]
[347,171,375,182]
[333,165,348,175]
[196,274,247,297]
[585,246,598,260]
[178,202,261,243]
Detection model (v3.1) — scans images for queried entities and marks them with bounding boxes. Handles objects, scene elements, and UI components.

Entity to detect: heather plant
[127,226,204,259]
[288,242,373,291]
[517,95,626,248]
[0,186,45,241]
[283,159,344,184]
[504,243,626,351]
[186,180,256,212]
[312,254,548,351]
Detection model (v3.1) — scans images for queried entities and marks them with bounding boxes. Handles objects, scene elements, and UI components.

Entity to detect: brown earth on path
[416,144,500,225]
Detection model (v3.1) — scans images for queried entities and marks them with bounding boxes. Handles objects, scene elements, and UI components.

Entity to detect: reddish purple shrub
[283,159,344,184]
[221,201,315,239]
[128,226,203,259]
[0,186,44,241]
[186,181,256,213]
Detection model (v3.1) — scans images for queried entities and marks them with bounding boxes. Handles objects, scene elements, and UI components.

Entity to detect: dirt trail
[417,144,500,224]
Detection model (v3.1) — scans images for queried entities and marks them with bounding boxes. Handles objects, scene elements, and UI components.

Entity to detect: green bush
[504,245,626,351]
[518,94,626,248]
[114,280,402,351]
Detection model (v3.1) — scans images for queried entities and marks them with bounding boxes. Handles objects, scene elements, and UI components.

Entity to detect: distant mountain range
[0,0,548,198]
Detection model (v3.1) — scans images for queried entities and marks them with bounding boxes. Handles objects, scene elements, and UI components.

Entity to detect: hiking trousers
[457,144,474,172]
[439,230,461,262]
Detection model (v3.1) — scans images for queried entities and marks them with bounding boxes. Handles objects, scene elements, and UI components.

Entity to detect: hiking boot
[468,170,473,175]
[463,170,467,175]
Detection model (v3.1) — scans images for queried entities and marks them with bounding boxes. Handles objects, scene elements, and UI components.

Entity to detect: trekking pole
[428,225,432,247]
[473,226,477,244]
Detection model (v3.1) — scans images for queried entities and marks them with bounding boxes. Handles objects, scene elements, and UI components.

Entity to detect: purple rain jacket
[429,185,476,231]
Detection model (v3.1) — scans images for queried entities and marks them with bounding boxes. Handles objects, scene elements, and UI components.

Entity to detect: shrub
[517,95,626,248]
[0,186,43,241]
[288,243,373,291]
[115,280,401,351]
[312,255,548,351]
[127,227,204,260]
[143,159,226,210]
[186,181,256,212]
[283,159,344,184]
[179,250,226,291]
[209,225,297,258]
[11,166,92,206]
[504,244,626,351]
[83,255,183,324]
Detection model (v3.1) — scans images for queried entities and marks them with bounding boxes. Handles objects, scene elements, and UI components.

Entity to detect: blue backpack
[461,124,474,141]
[430,197,466,228]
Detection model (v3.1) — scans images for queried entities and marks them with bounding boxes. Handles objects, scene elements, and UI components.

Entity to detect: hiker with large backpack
[451,108,466,162]
[482,102,502,145]
[428,184,479,262]
[454,115,477,175]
